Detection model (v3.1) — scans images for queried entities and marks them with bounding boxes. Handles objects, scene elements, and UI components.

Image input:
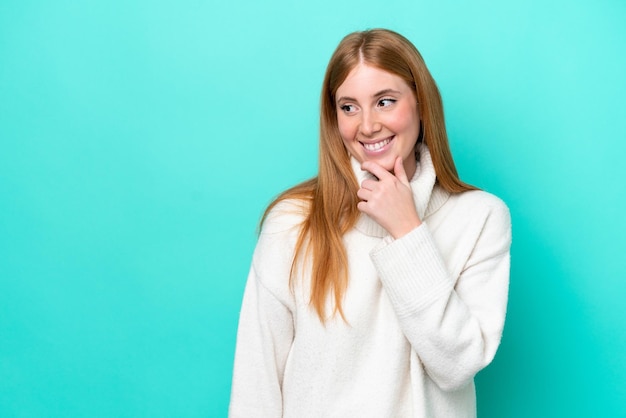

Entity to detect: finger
[360,179,377,191]
[361,161,394,181]
[394,156,410,185]
[357,187,371,201]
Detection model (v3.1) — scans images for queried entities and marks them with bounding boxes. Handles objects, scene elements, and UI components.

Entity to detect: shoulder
[261,198,309,236]
[253,198,308,277]
[435,188,511,241]
[251,199,308,298]
[452,189,512,244]
[455,189,510,218]
[427,189,511,273]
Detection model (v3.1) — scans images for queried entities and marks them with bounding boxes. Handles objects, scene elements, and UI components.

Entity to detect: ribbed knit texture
[230,144,512,418]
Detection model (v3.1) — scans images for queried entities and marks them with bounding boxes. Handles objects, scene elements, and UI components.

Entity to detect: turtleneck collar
[351,143,450,237]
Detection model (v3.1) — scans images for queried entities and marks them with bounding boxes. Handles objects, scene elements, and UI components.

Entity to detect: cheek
[391,105,420,136]
[337,116,355,142]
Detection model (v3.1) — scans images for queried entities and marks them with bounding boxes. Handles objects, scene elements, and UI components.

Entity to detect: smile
[361,137,393,151]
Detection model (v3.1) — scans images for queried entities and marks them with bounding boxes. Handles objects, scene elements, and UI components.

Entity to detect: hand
[357,157,422,239]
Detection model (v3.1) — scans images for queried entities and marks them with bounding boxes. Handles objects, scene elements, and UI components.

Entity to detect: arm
[229,265,294,418]
[370,201,511,391]
[229,201,302,417]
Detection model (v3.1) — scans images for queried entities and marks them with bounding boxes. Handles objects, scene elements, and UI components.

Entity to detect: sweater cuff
[370,224,453,316]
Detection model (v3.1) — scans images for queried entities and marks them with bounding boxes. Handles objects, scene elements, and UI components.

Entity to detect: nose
[359,109,382,137]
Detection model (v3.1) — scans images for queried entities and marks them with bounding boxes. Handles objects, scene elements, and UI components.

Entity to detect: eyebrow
[337,88,402,103]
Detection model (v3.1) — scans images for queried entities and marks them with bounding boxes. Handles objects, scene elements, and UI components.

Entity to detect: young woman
[229,28,511,418]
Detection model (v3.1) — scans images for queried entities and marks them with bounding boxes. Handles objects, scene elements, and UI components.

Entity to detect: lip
[360,136,394,155]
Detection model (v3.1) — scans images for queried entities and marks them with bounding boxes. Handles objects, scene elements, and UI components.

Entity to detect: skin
[335,63,423,239]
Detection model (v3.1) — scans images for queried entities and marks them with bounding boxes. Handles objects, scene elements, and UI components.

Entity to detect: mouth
[360,136,394,152]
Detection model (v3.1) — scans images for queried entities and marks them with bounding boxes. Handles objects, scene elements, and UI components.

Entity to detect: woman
[229,28,511,418]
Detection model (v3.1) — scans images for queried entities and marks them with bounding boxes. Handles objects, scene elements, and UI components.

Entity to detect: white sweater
[229,145,512,418]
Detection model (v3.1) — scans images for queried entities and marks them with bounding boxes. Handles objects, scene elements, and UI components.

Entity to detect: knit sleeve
[370,198,511,391]
[229,265,294,418]
[229,200,302,417]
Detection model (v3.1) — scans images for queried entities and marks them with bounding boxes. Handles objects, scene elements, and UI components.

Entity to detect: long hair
[263,29,476,322]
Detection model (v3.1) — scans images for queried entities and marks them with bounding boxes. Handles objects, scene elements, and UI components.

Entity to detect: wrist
[390,219,422,239]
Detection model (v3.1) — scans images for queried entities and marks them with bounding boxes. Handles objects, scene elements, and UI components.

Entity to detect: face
[335,63,421,179]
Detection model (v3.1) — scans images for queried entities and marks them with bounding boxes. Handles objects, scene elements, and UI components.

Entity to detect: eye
[340,104,357,114]
[378,98,397,107]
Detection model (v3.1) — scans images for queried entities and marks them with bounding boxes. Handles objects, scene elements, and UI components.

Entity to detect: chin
[379,159,397,173]
[360,157,394,171]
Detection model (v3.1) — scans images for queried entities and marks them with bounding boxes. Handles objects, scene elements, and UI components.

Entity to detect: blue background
[1,0,625,416]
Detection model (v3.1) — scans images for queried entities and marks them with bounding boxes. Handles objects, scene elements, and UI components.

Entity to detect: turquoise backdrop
[1,0,625,416]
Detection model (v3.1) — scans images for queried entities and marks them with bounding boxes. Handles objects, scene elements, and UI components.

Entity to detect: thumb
[394,156,409,185]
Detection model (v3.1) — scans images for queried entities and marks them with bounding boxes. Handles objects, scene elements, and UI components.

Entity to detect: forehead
[336,63,409,97]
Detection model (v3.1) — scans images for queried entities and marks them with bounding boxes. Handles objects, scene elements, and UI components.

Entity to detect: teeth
[363,138,391,151]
